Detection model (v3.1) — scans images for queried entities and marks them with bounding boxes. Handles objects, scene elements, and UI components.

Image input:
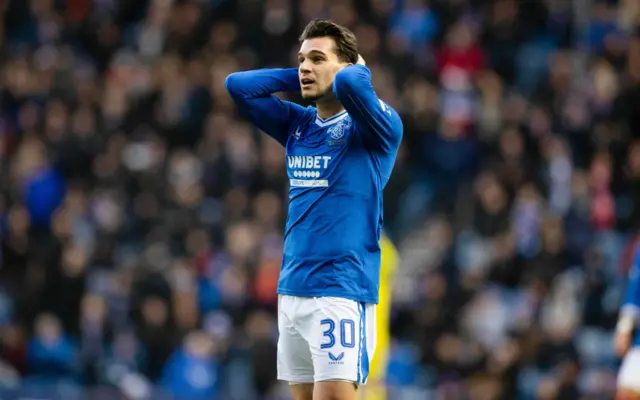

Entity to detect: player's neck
[315,100,345,120]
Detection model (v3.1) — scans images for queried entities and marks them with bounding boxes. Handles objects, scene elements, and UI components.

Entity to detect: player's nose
[299,67,311,75]
[299,60,313,73]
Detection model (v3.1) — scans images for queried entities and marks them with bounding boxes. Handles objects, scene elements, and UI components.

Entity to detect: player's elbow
[375,118,403,153]
[224,72,246,97]
[381,130,403,153]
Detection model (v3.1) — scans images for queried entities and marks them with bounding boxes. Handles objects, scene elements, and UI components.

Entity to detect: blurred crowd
[0,0,639,398]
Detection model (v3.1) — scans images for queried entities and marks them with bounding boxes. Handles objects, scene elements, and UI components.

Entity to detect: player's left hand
[357,54,366,66]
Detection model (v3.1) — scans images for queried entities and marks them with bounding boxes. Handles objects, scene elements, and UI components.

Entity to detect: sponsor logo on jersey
[287,155,332,187]
[329,352,345,365]
[287,155,332,169]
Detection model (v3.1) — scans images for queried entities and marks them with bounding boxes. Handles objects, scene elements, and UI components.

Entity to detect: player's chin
[301,90,321,101]
[302,88,330,102]
[300,85,313,94]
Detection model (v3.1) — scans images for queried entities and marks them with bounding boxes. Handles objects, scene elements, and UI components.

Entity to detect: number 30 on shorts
[320,319,355,349]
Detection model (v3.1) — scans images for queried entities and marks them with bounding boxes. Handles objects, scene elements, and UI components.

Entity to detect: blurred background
[0,0,639,398]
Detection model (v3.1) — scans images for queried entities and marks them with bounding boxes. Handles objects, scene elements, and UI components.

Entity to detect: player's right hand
[615,330,632,357]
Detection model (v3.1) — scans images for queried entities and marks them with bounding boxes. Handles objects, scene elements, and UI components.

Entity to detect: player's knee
[314,380,358,400]
[617,389,640,400]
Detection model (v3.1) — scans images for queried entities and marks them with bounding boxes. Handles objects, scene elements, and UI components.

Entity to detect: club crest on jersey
[328,118,350,146]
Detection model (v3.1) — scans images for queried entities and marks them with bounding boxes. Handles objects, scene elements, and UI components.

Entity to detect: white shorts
[277,295,376,384]
[619,347,640,390]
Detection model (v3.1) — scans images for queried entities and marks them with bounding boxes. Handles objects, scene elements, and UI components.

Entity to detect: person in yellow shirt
[361,233,399,400]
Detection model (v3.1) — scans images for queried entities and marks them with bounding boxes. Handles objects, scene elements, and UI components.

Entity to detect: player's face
[298,37,350,101]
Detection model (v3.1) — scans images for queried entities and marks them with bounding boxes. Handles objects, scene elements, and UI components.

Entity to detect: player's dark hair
[299,19,358,64]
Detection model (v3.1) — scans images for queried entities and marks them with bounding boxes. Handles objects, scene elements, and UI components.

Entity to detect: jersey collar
[315,110,348,127]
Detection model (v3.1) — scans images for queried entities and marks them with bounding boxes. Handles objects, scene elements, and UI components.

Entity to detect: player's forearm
[225,68,300,99]
[333,64,372,102]
[333,65,401,151]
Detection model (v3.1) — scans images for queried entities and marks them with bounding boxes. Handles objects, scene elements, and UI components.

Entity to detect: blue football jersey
[226,65,403,304]
[622,246,640,345]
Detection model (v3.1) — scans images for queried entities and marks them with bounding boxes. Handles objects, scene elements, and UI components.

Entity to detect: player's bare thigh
[290,380,358,400]
[290,383,314,400]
